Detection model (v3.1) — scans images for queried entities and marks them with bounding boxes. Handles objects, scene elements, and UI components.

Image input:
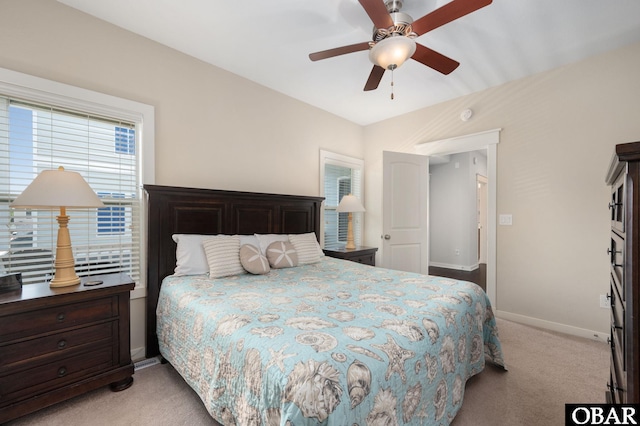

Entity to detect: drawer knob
[57,312,66,322]
[57,339,67,349]
[57,367,67,377]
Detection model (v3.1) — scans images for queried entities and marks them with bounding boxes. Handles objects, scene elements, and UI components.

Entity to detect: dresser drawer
[609,233,624,299]
[0,344,115,407]
[0,321,115,370]
[350,253,376,266]
[610,171,625,234]
[611,313,625,372]
[0,296,117,342]
[610,351,626,404]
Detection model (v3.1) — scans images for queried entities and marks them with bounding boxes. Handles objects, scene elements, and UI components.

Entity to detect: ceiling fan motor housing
[372,12,415,42]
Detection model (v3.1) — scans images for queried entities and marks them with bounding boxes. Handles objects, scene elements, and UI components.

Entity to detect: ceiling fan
[309,0,492,92]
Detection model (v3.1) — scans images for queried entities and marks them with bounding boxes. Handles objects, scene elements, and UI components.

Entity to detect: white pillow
[288,233,324,264]
[172,234,209,276]
[255,234,289,256]
[202,235,245,278]
[239,244,270,275]
[239,234,260,247]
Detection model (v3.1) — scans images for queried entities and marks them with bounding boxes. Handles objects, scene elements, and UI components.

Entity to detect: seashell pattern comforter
[157,257,505,425]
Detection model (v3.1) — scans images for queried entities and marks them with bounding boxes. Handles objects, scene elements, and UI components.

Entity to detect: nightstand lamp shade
[336,194,365,250]
[10,166,105,288]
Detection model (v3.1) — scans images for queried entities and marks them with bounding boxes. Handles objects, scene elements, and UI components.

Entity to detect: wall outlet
[499,214,513,226]
[600,294,611,309]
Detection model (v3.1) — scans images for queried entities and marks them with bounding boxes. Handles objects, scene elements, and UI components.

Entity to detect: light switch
[499,214,513,226]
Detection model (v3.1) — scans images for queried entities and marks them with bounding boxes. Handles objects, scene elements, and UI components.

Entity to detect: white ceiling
[58,0,640,126]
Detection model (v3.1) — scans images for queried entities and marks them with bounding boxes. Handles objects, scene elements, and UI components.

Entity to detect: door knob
[384,234,391,240]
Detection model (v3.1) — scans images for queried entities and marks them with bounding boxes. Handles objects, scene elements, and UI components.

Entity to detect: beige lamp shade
[336,194,365,213]
[336,194,364,250]
[10,166,104,288]
[11,167,104,209]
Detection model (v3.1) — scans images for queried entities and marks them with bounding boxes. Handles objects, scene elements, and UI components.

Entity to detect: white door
[382,151,429,274]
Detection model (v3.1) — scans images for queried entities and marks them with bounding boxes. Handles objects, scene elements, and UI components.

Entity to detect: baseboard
[496,310,609,343]
[429,261,479,272]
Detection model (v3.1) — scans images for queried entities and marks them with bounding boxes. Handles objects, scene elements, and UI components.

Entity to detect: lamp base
[50,275,81,288]
[345,212,356,250]
[50,212,81,288]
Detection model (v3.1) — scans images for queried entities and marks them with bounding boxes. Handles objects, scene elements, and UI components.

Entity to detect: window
[320,150,364,248]
[97,192,126,235]
[115,126,135,155]
[0,67,154,287]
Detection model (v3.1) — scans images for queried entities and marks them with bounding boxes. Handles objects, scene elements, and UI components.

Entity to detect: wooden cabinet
[323,246,378,266]
[605,141,640,404]
[0,273,135,423]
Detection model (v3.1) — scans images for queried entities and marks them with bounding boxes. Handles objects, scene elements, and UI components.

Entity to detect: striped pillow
[288,233,323,264]
[202,235,245,278]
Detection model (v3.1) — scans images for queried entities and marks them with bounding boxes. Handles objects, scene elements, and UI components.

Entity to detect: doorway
[426,151,488,291]
[414,129,500,307]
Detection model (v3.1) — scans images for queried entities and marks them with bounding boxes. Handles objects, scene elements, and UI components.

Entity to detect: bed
[145,184,505,425]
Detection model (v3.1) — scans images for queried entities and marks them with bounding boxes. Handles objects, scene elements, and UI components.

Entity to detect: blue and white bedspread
[157,257,505,426]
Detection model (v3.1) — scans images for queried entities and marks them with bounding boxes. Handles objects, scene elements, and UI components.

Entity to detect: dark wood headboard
[144,184,324,357]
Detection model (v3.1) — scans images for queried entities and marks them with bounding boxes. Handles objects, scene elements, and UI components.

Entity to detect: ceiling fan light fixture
[369,36,416,70]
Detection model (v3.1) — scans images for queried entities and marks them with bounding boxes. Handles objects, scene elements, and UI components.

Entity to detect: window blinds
[0,96,141,284]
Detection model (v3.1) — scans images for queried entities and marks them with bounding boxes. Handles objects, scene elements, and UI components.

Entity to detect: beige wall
[0,0,363,359]
[364,41,640,337]
[0,0,363,196]
[2,0,639,354]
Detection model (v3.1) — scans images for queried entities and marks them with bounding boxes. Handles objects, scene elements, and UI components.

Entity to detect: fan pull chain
[390,69,395,100]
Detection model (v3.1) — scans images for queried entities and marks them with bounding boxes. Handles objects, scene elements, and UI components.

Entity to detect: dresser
[323,246,378,266]
[605,141,640,404]
[0,273,135,423]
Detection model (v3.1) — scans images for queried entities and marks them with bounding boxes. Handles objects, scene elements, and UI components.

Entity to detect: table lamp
[336,194,365,250]
[10,166,105,287]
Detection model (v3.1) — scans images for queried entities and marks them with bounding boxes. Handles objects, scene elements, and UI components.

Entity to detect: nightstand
[323,246,378,266]
[0,273,135,423]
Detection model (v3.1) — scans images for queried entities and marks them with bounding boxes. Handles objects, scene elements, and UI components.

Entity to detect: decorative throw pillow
[288,232,323,264]
[266,241,298,269]
[202,235,245,278]
[172,234,209,276]
[239,244,270,275]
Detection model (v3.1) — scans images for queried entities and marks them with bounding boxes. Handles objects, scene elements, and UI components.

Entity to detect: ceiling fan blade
[412,0,492,36]
[364,65,385,91]
[412,44,460,75]
[358,0,394,30]
[309,42,371,61]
